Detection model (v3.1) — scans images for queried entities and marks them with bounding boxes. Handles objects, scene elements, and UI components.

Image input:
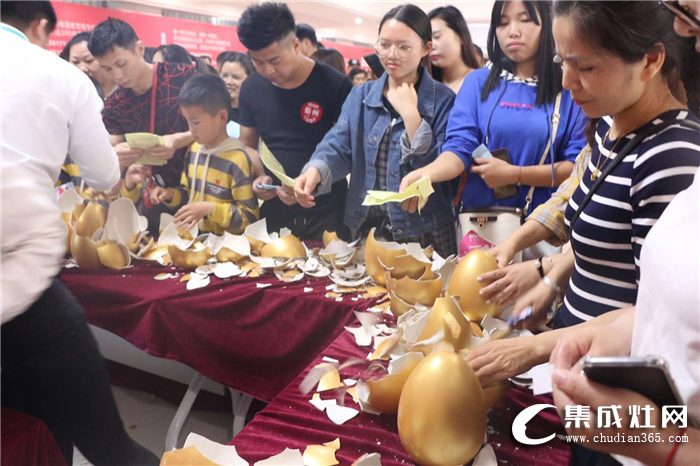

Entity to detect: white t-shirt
[631,167,700,427]
[1,25,120,323]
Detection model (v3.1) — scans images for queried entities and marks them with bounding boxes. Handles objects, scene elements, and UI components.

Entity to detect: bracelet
[517,166,523,186]
[665,426,688,466]
[534,258,545,278]
[544,256,554,273]
[542,276,562,295]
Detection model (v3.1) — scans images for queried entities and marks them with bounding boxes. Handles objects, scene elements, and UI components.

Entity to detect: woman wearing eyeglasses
[400,1,587,257]
[294,4,458,256]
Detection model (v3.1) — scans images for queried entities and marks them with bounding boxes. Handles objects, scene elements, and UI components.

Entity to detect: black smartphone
[490,148,519,200]
[659,0,700,29]
[581,356,694,427]
[363,53,384,79]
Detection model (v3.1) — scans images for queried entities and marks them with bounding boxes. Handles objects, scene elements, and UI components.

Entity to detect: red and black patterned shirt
[103,62,195,187]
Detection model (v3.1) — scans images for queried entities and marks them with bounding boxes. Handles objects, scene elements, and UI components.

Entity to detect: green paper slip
[259,140,295,187]
[125,133,167,166]
[362,176,434,213]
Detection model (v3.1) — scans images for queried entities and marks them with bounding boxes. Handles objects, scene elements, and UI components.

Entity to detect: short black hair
[296,23,318,45]
[88,18,139,58]
[60,31,92,61]
[143,46,157,64]
[0,1,56,34]
[178,74,231,115]
[348,67,367,79]
[237,2,296,51]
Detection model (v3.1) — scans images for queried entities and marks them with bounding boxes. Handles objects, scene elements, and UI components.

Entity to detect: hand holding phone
[255,184,278,191]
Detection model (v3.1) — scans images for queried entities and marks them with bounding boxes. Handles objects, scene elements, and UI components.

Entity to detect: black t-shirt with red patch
[103,62,196,187]
[239,63,352,224]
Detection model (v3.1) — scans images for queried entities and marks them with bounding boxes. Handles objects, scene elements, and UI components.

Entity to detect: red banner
[49,1,373,64]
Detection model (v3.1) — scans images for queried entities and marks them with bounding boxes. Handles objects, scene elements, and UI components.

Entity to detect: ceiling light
[355,17,363,25]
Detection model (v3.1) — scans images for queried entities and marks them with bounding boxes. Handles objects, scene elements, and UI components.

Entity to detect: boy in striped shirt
[123,74,259,234]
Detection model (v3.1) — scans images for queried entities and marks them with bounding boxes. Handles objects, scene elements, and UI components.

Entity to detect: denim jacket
[302,67,456,240]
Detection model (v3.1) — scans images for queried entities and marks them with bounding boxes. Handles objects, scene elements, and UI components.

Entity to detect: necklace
[591,129,623,181]
[591,96,670,182]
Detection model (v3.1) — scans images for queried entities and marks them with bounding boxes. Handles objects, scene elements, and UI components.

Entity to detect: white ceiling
[125,1,495,47]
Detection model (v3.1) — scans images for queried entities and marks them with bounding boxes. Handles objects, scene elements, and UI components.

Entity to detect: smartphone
[255,184,278,191]
[581,356,690,416]
[473,144,518,200]
[363,53,384,79]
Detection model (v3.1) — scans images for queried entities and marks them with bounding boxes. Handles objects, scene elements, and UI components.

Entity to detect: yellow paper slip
[125,133,167,166]
[259,140,295,187]
[362,176,434,213]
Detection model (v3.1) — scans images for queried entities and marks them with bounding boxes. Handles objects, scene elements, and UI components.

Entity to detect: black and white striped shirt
[557,110,700,327]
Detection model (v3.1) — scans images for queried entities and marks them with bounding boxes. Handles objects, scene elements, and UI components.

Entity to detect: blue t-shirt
[442,67,587,212]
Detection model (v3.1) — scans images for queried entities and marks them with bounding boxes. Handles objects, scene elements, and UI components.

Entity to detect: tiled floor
[72,386,232,466]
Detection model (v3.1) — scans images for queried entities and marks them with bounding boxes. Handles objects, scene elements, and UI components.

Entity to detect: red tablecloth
[229,331,572,465]
[61,262,375,402]
[1,407,66,466]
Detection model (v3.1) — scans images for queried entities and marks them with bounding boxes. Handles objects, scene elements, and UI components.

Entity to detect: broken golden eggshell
[160,446,218,466]
[167,244,211,271]
[388,287,416,317]
[215,247,247,264]
[246,235,267,255]
[70,232,101,269]
[364,228,407,285]
[97,243,131,270]
[447,249,501,321]
[387,255,432,280]
[483,380,509,410]
[386,273,442,307]
[398,351,487,466]
[260,234,306,259]
[74,200,107,238]
[322,230,340,248]
[365,357,423,414]
[417,296,471,355]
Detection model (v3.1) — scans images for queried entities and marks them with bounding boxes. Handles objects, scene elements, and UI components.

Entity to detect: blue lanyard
[1,23,28,42]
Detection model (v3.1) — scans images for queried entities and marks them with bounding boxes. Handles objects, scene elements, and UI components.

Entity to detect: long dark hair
[379,4,432,72]
[553,1,700,145]
[482,0,561,105]
[428,6,480,82]
[59,31,91,61]
[155,44,213,74]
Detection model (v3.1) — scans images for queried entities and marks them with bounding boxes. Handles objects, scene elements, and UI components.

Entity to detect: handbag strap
[522,92,562,222]
[569,118,700,230]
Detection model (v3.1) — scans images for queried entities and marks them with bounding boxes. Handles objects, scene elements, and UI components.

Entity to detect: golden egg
[260,234,306,259]
[322,230,340,247]
[398,351,487,466]
[97,243,128,270]
[447,249,500,321]
[366,357,423,414]
[167,245,211,271]
[74,200,107,238]
[387,274,442,307]
[483,381,509,410]
[364,228,406,285]
[70,233,101,269]
[417,297,471,354]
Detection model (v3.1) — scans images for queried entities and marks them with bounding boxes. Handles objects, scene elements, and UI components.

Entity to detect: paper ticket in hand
[362,176,434,213]
[125,133,167,166]
[259,140,295,187]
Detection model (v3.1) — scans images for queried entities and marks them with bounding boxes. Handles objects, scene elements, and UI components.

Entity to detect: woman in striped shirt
[465,1,700,386]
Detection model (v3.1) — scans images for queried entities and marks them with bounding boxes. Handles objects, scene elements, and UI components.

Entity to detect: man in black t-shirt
[237,3,352,240]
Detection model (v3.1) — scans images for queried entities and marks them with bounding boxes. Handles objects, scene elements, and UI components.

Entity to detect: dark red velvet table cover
[60,262,374,402]
[229,331,572,466]
[1,407,66,466]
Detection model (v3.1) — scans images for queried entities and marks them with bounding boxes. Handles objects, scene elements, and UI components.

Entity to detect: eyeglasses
[374,41,413,61]
[659,0,700,30]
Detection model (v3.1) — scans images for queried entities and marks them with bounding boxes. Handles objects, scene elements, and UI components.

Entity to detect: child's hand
[174,202,215,231]
[125,164,149,190]
[149,187,174,206]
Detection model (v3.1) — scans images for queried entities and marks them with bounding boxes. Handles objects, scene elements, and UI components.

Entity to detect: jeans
[1,278,160,466]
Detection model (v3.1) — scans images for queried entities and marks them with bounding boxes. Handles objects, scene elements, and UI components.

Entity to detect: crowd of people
[1,0,699,465]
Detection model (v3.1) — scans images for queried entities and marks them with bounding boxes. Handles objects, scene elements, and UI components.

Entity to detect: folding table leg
[229,388,253,437]
[165,372,205,451]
